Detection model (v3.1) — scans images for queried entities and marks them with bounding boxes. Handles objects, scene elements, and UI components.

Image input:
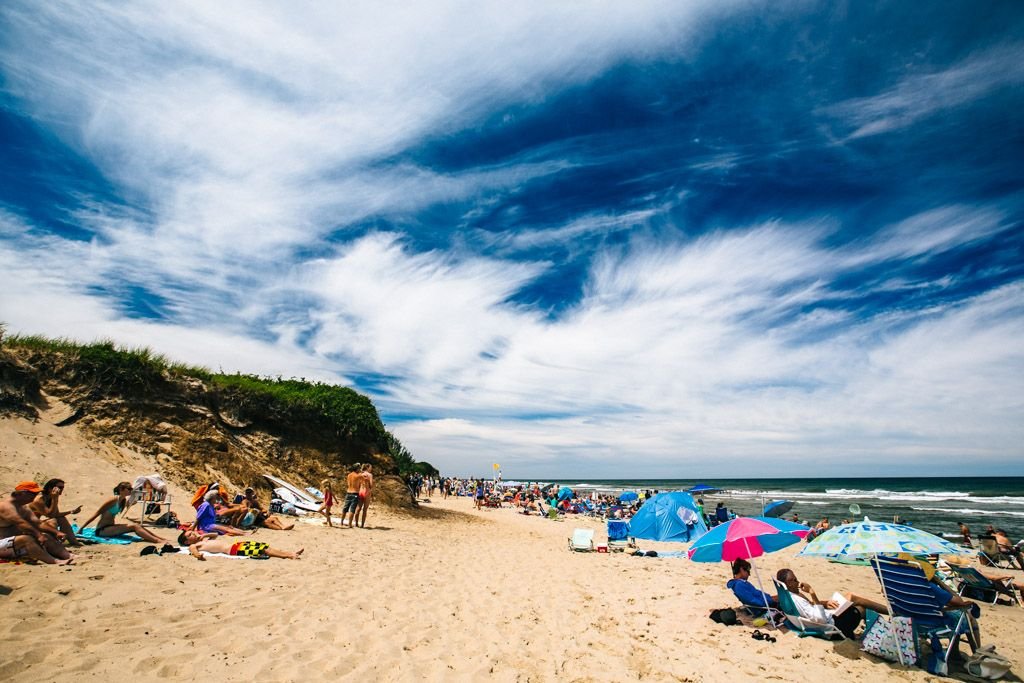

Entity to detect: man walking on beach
[341,463,362,528]
[0,482,75,564]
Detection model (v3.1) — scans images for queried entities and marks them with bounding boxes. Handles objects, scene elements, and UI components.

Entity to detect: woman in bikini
[28,478,83,546]
[79,482,169,543]
[239,488,294,531]
[356,464,373,528]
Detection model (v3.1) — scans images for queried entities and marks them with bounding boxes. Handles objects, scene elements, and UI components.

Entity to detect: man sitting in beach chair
[775,568,889,639]
[728,559,777,613]
[178,529,303,560]
[945,563,1021,607]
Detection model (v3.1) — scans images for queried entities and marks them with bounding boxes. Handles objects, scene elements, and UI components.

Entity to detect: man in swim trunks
[341,462,362,528]
[178,529,303,560]
[0,482,74,564]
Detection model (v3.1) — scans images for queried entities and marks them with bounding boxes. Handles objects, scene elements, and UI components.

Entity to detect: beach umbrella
[687,483,719,494]
[688,517,811,562]
[762,500,794,518]
[557,486,574,501]
[798,520,974,560]
[689,516,810,621]
[629,492,709,543]
[619,491,638,502]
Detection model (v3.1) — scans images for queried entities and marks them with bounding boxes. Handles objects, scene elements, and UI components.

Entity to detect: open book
[830,592,853,617]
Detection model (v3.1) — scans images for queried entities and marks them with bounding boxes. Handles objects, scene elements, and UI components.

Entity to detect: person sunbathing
[728,559,777,611]
[28,478,83,547]
[177,529,303,560]
[240,488,294,531]
[0,482,75,564]
[193,491,247,536]
[776,568,889,639]
[79,481,169,544]
[994,529,1024,570]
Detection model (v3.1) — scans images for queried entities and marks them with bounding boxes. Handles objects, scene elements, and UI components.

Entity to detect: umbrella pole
[744,537,777,630]
[873,552,906,667]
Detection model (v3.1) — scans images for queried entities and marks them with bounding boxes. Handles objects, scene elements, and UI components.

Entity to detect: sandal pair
[751,629,777,643]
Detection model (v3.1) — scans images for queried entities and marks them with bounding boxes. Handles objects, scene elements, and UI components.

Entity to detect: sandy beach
[1,414,1021,682]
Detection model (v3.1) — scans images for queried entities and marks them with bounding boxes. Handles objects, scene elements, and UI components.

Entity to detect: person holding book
[776,568,889,639]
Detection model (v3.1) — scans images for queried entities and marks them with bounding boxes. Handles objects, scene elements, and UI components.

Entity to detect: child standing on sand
[319,479,335,527]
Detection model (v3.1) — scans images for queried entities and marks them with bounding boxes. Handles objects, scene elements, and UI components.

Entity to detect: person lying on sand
[28,478,82,547]
[177,529,303,560]
[0,482,75,564]
[776,568,889,639]
[79,481,169,544]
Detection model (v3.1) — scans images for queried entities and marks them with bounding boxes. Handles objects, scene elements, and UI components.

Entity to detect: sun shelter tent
[629,492,709,543]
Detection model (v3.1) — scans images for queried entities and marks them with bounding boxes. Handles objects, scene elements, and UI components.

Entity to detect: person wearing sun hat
[0,481,75,564]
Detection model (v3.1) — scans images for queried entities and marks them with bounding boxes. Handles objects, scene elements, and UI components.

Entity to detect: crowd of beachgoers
[0,462,383,564]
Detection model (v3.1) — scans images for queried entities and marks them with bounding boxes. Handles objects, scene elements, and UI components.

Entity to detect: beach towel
[170,548,245,560]
[72,525,142,545]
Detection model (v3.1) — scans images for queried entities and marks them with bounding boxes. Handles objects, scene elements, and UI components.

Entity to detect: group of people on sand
[0,477,310,564]
[727,557,983,646]
[318,463,374,529]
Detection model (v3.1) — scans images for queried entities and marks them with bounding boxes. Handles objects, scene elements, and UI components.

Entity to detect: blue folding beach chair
[607,519,629,552]
[871,558,978,668]
[772,579,844,640]
[945,564,1021,607]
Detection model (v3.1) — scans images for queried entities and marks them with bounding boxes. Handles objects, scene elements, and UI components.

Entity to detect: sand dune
[1,415,1021,681]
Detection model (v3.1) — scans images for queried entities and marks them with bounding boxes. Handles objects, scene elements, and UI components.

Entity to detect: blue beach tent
[628,492,709,543]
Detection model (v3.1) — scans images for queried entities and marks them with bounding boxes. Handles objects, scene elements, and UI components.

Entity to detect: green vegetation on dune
[2,333,430,474]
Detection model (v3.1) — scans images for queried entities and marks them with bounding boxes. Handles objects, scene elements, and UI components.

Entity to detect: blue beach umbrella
[687,484,719,494]
[762,500,795,518]
[619,491,638,502]
[628,492,708,543]
[557,486,574,501]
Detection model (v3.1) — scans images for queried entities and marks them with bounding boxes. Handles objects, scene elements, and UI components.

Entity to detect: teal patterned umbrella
[798,520,972,559]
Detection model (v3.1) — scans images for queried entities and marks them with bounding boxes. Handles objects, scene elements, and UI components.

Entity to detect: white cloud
[821,44,1024,140]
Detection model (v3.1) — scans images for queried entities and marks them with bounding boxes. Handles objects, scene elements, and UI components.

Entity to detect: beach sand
[1,415,1021,681]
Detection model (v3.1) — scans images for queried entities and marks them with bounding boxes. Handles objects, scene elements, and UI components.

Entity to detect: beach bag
[964,646,1012,680]
[860,613,916,664]
[709,608,738,626]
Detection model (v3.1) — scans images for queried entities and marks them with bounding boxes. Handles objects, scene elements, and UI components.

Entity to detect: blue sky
[1,1,1022,478]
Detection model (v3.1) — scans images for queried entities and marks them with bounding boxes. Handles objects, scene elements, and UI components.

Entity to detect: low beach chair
[946,564,1022,607]
[977,535,1014,569]
[772,579,844,640]
[871,558,978,669]
[606,519,630,552]
[568,528,595,552]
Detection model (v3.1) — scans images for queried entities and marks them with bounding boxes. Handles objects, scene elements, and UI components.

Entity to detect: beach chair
[547,507,562,521]
[977,535,1014,569]
[128,485,171,527]
[568,528,595,552]
[771,579,845,640]
[606,519,630,552]
[871,558,977,669]
[946,564,1022,607]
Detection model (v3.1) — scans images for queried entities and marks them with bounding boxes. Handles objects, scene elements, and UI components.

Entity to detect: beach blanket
[72,525,142,545]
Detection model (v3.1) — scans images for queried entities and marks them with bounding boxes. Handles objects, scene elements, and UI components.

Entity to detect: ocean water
[549,477,1024,542]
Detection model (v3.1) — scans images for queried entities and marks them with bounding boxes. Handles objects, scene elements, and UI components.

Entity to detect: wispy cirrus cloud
[1,1,1022,477]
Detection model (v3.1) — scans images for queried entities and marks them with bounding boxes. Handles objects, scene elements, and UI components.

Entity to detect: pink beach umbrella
[688,516,811,623]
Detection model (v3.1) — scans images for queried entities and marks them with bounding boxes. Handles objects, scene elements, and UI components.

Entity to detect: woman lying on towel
[79,482,169,544]
[776,568,890,639]
[177,529,303,560]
